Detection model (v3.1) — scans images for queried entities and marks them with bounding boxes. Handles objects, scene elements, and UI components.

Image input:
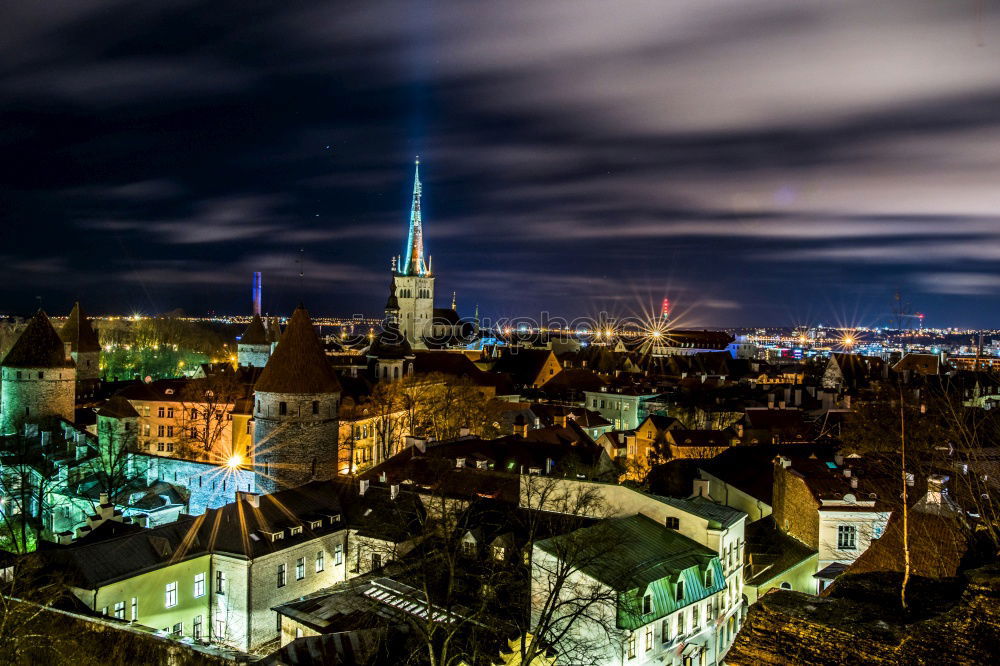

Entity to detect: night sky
[4,1,1000,327]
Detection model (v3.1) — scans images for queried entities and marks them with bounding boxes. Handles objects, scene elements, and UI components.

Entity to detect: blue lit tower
[386,158,435,348]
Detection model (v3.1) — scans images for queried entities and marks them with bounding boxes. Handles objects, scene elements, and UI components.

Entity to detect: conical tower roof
[60,302,101,353]
[254,306,341,394]
[3,310,74,369]
[240,314,269,345]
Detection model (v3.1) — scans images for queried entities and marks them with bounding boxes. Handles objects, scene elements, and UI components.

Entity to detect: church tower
[1,311,76,435]
[60,302,101,398]
[252,306,341,493]
[386,159,435,349]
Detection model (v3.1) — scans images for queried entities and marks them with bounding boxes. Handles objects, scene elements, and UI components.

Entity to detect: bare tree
[0,435,58,553]
[513,475,628,666]
[176,374,243,460]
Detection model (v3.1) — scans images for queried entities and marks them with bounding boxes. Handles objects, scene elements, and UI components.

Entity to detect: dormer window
[675,580,684,602]
[165,389,174,395]
[665,517,680,530]
[704,568,713,588]
[289,526,303,536]
[309,520,322,530]
[642,593,652,614]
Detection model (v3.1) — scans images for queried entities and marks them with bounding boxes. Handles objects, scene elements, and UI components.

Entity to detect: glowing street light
[226,454,243,469]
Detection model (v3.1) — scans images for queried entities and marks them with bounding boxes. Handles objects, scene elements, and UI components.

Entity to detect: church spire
[401,157,428,277]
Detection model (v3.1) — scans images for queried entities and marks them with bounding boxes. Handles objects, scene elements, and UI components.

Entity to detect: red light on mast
[661,298,671,319]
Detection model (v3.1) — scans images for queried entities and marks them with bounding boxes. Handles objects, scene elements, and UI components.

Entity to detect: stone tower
[60,302,101,398]
[237,314,271,368]
[386,158,435,349]
[0,310,76,435]
[252,306,341,494]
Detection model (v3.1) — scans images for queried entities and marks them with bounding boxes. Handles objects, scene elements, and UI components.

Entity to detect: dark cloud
[1,0,999,325]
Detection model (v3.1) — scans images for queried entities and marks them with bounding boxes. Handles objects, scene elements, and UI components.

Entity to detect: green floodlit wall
[93,553,213,638]
[618,558,725,630]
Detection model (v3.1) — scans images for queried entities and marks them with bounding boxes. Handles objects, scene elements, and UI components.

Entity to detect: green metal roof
[648,494,746,530]
[536,513,717,591]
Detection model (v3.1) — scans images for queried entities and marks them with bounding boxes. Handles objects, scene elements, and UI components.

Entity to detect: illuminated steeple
[401,157,428,276]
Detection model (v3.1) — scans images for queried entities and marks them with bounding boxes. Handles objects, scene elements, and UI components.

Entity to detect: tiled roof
[47,479,423,587]
[2,310,74,369]
[240,314,269,345]
[255,307,342,394]
[96,395,139,419]
[60,302,101,354]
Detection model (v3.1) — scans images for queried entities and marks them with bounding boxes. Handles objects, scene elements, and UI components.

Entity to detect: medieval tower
[252,306,341,493]
[59,302,101,398]
[238,313,272,368]
[0,310,76,435]
[386,158,435,349]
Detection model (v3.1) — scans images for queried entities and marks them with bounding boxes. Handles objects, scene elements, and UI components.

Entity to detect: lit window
[837,525,857,550]
[131,597,137,621]
[194,573,205,598]
[113,601,125,619]
[165,582,177,608]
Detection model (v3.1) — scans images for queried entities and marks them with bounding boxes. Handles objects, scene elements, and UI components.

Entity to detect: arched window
[393,366,400,379]
[279,402,287,416]
[779,582,792,590]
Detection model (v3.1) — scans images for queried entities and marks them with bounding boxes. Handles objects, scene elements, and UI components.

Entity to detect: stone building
[237,314,271,368]
[253,306,341,494]
[59,302,102,399]
[0,310,76,435]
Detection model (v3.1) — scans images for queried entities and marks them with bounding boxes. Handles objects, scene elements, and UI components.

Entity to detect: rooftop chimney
[776,455,791,469]
[849,477,858,489]
[693,478,711,498]
[237,491,260,508]
[390,483,400,500]
[379,472,387,483]
[359,479,370,496]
